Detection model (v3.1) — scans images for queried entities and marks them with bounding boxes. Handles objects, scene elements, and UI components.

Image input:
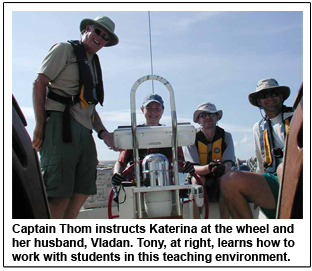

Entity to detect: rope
[148,11,155,93]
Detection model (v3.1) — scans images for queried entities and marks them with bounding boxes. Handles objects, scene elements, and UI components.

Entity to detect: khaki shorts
[40,111,98,197]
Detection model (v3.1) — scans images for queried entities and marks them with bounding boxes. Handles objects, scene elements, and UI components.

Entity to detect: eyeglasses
[259,91,280,99]
[199,112,217,118]
[93,27,111,43]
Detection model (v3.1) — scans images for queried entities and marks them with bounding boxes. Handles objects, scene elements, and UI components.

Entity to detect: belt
[47,91,80,143]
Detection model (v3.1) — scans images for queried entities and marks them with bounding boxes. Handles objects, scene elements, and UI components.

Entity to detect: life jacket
[259,106,293,173]
[195,127,226,165]
[47,40,104,142]
[68,40,104,108]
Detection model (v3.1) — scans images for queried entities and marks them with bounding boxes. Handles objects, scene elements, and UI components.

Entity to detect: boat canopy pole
[148,11,155,94]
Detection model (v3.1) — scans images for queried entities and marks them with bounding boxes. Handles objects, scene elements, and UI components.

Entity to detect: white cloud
[234,134,251,146]
[252,24,302,36]
[234,134,255,160]
[219,122,252,133]
[174,12,224,29]
[240,134,249,144]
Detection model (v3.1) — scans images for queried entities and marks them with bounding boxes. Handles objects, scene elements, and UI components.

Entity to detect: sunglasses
[199,112,217,118]
[93,28,111,43]
[259,91,280,99]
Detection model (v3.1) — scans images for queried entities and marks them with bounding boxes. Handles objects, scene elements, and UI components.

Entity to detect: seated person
[112,94,192,198]
[221,78,293,219]
[183,102,235,219]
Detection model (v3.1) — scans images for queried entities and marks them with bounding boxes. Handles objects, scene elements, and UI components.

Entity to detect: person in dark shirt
[113,93,185,180]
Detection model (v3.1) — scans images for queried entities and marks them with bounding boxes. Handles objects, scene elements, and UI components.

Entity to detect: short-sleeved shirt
[38,42,96,130]
[183,127,235,165]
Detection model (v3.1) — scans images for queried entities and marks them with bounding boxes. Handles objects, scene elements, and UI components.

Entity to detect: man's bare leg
[48,197,70,219]
[277,164,284,184]
[219,193,230,219]
[217,176,230,219]
[63,193,89,219]
[221,171,276,219]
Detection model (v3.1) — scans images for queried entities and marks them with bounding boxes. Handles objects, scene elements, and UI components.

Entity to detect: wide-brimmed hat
[80,16,119,47]
[142,93,164,107]
[248,78,290,107]
[193,102,223,123]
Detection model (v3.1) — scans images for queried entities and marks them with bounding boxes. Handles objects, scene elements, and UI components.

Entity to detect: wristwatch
[98,129,107,139]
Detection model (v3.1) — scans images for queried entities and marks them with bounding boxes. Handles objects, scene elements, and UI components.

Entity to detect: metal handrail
[130,75,181,218]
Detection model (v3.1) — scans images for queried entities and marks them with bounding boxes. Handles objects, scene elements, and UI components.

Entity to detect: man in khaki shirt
[32,16,119,218]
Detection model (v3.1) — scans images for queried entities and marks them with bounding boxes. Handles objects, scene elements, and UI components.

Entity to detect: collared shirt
[38,42,96,130]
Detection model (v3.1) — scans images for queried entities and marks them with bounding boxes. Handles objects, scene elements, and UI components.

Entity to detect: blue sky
[9,3,307,162]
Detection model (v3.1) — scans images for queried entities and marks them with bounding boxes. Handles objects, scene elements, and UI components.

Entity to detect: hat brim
[193,109,223,123]
[248,86,290,107]
[80,18,119,47]
[142,100,164,108]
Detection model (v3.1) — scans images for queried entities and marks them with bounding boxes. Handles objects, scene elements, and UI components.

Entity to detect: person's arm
[221,132,236,174]
[32,43,71,151]
[182,144,199,163]
[113,160,127,174]
[92,110,117,150]
[194,164,211,175]
[253,122,264,173]
[183,144,211,175]
[32,73,51,151]
[112,151,129,185]
[177,147,186,172]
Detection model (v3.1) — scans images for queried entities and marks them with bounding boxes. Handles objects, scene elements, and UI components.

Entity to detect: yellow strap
[263,129,272,166]
[79,85,90,109]
[198,141,208,165]
[212,138,222,160]
[285,119,290,135]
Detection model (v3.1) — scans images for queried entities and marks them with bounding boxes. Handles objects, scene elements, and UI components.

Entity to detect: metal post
[130,75,182,217]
